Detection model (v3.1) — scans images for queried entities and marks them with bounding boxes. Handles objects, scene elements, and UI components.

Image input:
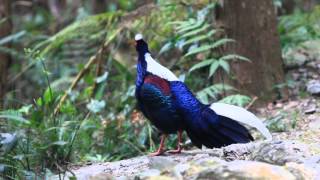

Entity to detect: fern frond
[185,39,234,57]
[180,24,210,39]
[182,29,218,47]
[219,94,251,107]
[189,59,215,73]
[197,84,235,104]
[177,20,205,33]
[209,61,219,77]
[219,54,250,62]
[218,60,230,74]
[38,11,123,56]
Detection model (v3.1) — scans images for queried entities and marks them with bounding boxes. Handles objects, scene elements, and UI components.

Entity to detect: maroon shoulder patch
[144,75,171,95]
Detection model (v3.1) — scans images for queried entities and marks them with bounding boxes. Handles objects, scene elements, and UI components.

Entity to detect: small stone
[292,73,300,81]
[299,68,307,73]
[307,61,318,69]
[312,74,319,79]
[304,106,317,114]
[284,101,299,110]
[306,80,320,95]
[0,133,18,154]
[275,103,283,108]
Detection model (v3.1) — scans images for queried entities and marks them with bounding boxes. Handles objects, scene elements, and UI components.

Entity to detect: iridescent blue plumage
[170,81,253,148]
[138,78,183,133]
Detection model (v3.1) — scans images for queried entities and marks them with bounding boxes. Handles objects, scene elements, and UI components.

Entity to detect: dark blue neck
[136,52,147,88]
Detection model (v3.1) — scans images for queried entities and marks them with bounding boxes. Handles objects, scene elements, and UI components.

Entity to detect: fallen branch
[245,96,258,110]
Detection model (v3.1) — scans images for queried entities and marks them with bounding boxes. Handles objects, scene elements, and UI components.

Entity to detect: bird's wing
[209,103,272,140]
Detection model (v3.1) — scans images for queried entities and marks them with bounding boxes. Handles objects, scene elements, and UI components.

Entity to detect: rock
[304,105,317,114]
[138,169,161,179]
[292,72,300,81]
[307,80,320,95]
[148,156,176,171]
[194,161,296,180]
[89,173,113,180]
[0,133,18,155]
[283,101,299,110]
[284,51,308,68]
[250,141,310,165]
[222,142,254,161]
[309,119,320,131]
[285,162,319,180]
[298,68,307,73]
[173,163,190,177]
[52,141,320,180]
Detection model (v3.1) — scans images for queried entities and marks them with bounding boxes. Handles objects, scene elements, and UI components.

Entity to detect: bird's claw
[149,149,166,156]
[167,148,182,154]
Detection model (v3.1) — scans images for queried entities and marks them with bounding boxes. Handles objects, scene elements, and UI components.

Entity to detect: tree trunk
[0,0,12,107]
[217,0,288,103]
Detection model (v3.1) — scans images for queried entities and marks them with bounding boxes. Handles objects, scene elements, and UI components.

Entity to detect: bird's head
[135,34,149,54]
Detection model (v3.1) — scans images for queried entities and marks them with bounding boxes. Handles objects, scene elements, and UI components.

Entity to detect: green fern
[169,3,251,105]
[37,11,123,56]
[219,94,251,107]
[197,84,235,104]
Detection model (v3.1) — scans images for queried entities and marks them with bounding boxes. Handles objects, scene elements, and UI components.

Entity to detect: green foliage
[218,95,252,107]
[37,12,123,56]
[196,84,235,104]
[164,2,251,105]
[278,5,320,53]
[266,113,287,132]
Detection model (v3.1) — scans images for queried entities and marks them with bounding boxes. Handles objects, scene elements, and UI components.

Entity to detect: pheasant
[134,34,272,156]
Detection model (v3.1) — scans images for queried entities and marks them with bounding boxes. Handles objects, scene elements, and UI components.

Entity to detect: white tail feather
[210,103,272,140]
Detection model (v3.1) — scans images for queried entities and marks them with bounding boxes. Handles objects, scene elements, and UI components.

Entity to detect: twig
[53,55,98,115]
[92,48,104,95]
[245,96,258,110]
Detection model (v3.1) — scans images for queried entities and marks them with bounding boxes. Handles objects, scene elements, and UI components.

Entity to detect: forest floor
[262,39,320,155]
[52,41,320,179]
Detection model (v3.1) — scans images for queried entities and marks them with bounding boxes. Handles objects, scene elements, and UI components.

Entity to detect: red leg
[168,130,183,154]
[149,134,167,156]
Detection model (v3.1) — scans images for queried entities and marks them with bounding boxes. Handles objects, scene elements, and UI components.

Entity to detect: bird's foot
[149,149,166,156]
[167,148,182,154]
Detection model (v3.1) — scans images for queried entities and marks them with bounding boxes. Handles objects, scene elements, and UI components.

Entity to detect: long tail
[210,103,272,140]
[185,106,254,149]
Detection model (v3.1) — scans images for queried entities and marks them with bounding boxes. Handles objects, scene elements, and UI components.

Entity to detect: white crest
[135,34,143,41]
[210,103,272,140]
[145,53,180,82]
